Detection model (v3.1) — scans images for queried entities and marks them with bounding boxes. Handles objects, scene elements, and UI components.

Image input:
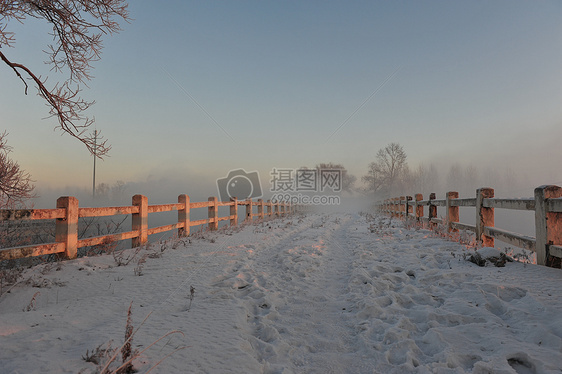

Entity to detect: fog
[26,156,557,251]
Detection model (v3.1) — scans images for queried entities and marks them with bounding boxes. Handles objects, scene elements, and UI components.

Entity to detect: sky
[1,0,561,207]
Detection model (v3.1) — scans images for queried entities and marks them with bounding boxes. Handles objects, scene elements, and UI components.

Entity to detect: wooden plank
[417,200,431,206]
[446,192,459,232]
[78,230,139,248]
[547,197,562,213]
[550,245,562,258]
[535,186,562,266]
[190,218,209,226]
[0,208,66,221]
[217,201,234,207]
[190,201,211,209]
[178,194,190,237]
[148,204,182,213]
[208,197,218,231]
[0,242,65,261]
[147,223,182,236]
[230,198,238,226]
[476,188,495,247]
[451,222,476,233]
[246,200,253,221]
[79,206,138,218]
[450,198,476,207]
[483,198,535,211]
[132,195,148,247]
[483,226,536,252]
[430,200,446,207]
[217,216,231,222]
[428,194,437,222]
[430,218,443,224]
[56,196,79,259]
[415,193,423,219]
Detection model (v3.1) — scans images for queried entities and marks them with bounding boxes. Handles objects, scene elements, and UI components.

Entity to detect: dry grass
[23,291,40,312]
[0,267,24,297]
[118,302,134,374]
[83,303,186,374]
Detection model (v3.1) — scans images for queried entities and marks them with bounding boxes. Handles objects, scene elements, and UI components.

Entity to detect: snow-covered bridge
[1,212,561,373]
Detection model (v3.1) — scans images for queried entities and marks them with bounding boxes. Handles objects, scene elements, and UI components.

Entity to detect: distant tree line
[308,142,525,201]
[360,142,523,199]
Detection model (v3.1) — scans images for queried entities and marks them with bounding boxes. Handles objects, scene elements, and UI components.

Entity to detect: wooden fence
[0,195,293,262]
[378,185,562,267]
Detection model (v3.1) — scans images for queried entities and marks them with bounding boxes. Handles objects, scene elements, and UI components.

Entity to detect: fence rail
[0,195,293,262]
[377,185,562,267]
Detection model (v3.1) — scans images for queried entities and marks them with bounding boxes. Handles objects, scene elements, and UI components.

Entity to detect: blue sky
[1,1,561,205]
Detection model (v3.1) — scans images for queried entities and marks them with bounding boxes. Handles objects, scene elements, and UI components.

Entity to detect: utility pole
[92,129,97,198]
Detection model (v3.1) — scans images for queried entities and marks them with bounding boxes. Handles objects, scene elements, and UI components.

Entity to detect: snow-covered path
[1,212,561,373]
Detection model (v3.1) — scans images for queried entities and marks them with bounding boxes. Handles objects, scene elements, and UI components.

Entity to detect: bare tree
[362,142,408,198]
[315,162,356,193]
[0,0,129,157]
[362,162,383,196]
[0,132,35,208]
[446,163,463,191]
[411,163,440,196]
[94,179,127,202]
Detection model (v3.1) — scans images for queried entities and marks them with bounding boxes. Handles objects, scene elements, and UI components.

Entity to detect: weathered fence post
[428,193,437,226]
[415,193,423,221]
[178,194,190,237]
[534,185,562,266]
[476,188,494,247]
[246,199,253,221]
[386,199,390,215]
[406,196,413,218]
[230,197,238,226]
[275,202,280,217]
[258,199,264,220]
[208,197,218,230]
[55,196,79,259]
[132,194,148,247]
[446,191,459,232]
[267,200,272,217]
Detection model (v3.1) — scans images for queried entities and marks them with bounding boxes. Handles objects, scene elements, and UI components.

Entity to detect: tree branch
[0,0,129,158]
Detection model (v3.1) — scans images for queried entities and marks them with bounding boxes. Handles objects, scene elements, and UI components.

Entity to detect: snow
[1,212,562,373]
[476,247,504,259]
